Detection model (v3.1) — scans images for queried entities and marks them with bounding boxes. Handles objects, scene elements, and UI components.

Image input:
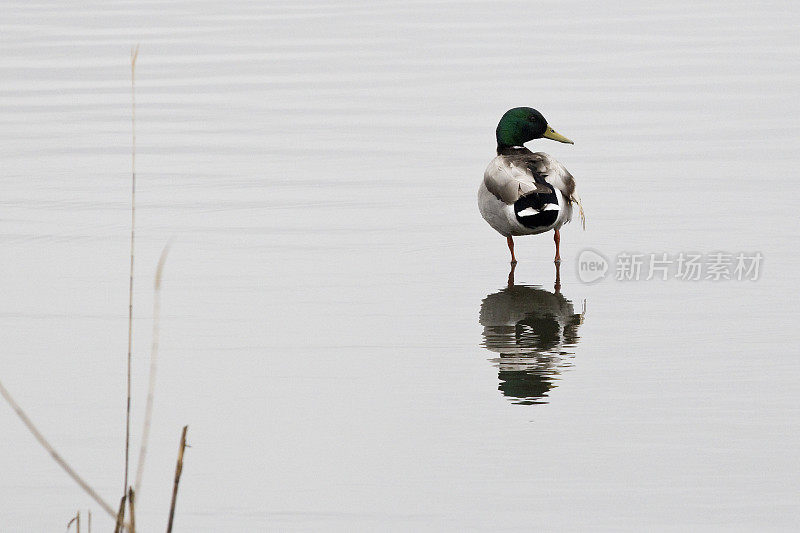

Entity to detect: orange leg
[553,229,561,263]
[506,235,517,264]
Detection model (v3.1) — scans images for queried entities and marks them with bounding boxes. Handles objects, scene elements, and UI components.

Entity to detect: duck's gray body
[478,146,577,237]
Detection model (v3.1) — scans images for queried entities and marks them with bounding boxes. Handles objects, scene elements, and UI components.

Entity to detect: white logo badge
[577,249,609,283]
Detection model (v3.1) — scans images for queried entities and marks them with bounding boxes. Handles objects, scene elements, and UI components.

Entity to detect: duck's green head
[496,107,573,149]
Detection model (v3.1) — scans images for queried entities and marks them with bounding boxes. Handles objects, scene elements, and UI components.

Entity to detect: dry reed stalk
[0,380,117,519]
[66,511,80,532]
[2,47,152,533]
[166,426,188,533]
[124,43,140,505]
[114,494,126,533]
[127,488,136,533]
[88,510,91,533]
[134,243,171,496]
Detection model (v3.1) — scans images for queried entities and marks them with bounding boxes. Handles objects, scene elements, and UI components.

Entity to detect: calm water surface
[1,1,799,531]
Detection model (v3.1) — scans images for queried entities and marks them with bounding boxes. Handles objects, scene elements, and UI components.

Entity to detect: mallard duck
[478,107,584,264]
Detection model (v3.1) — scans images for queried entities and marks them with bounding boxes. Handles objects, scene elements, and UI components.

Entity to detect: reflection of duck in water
[479,263,584,405]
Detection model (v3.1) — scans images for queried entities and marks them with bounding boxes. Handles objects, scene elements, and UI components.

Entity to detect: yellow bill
[542,126,574,144]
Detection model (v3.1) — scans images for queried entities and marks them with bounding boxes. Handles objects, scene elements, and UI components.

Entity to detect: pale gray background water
[2,1,799,531]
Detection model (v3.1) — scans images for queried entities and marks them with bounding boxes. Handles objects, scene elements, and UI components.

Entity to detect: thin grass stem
[128,488,136,533]
[0,380,117,519]
[114,494,126,533]
[166,426,188,533]
[134,243,171,496]
[124,43,139,512]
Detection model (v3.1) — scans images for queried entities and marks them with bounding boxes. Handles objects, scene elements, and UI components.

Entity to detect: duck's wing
[528,152,575,198]
[530,152,585,229]
[484,154,561,230]
[484,156,552,205]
